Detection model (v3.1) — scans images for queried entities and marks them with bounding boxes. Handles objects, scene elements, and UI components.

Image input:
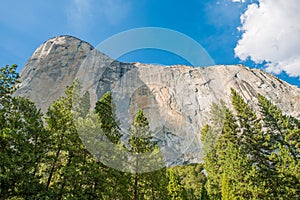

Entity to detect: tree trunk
[46,145,61,188]
[57,151,73,200]
[134,155,139,200]
[152,186,155,200]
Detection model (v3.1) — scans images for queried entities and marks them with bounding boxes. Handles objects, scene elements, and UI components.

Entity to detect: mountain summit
[15,35,300,164]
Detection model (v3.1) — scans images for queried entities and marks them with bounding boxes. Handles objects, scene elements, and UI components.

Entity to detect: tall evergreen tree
[94,91,134,199]
[45,81,101,199]
[95,91,121,144]
[221,172,230,200]
[258,94,300,199]
[167,167,184,200]
[230,89,270,198]
[203,89,300,199]
[144,167,169,200]
[78,91,91,118]
[202,102,241,199]
[202,90,260,199]
[0,65,50,198]
[172,163,207,200]
[127,109,159,200]
[0,97,51,198]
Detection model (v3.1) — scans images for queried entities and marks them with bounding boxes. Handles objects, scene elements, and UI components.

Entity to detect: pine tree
[258,94,300,198]
[230,89,273,198]
[78,91,90,118]
[95,91,122,144]
[0,65,50,198]
[203,89,300,199]
[45,81,100,198]
[202,102,240,199]
[201,102,227,157]
[221,173,230,200]
[94,91,135,199]
[127,109,159,200]
[0,97,51,198]
[201,125,220,199]
[172,163,207,199]
[231,89,266,156]
[202,90,258,199]
[167,167,184,200]
[146,167,169,200]
[200,184,209,200]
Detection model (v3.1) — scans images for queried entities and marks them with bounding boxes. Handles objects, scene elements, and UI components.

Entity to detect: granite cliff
[15,35,300,165]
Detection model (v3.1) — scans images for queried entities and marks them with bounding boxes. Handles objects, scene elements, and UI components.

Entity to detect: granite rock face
[15,35,300,165]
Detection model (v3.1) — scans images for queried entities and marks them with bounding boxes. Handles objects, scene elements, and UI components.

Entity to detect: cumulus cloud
[234,0,300,77]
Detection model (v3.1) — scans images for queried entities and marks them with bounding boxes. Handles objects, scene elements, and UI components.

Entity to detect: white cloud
[67,0,93,30]
[234,0,300,77]
[232,0,246,2]
[97,0,131,25]
[67,0,131,30]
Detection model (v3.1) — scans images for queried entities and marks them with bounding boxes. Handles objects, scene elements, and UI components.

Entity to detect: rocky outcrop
[15,35,300,165]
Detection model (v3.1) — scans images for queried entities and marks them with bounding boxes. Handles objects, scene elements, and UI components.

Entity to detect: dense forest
[0,64,299,199]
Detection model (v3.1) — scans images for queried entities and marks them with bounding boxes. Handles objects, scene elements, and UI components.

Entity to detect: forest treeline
[0,65,299,199]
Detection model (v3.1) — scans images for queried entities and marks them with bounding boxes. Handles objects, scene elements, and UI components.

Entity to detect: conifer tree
[0,65,50,198]
[127,109,159,200]
[145,167,169,199]
[202,102,240,199]
[78,91,90,118]
[45,81,99,198]
[203,89,300,199]
[200,184,209,200]
[230,89,272,198]
[167,167,184,200]
[95,91,121,144]
[0,97,51,198]
[94,91,134,199]
[202,91,257,199]
[172,163,207,199]
[258,94,300,198]
[221,173,230,200]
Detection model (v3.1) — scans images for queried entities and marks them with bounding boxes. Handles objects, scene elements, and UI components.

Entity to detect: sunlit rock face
[15,35,300,166]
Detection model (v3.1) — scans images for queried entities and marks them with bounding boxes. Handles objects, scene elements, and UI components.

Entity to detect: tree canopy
[1,64,299,199]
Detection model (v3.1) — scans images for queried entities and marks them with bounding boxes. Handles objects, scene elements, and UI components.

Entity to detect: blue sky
[0,0,299,87]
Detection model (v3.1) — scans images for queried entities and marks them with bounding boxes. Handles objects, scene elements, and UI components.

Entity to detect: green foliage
[221,173,229,200]
[0,64,19,96]
[0,97,50,199]
[78,91,90,118]
[127,109,168,199]
[2,63,299,200]
[95,91,121,144]
[202,88,300,199]
[128,109,156,154]
[0,65,50,198]
[201,102,227,157]
[167,168,184,200]
[257,94,300,199]
[44,80,97,198]
[172,163,208,199]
